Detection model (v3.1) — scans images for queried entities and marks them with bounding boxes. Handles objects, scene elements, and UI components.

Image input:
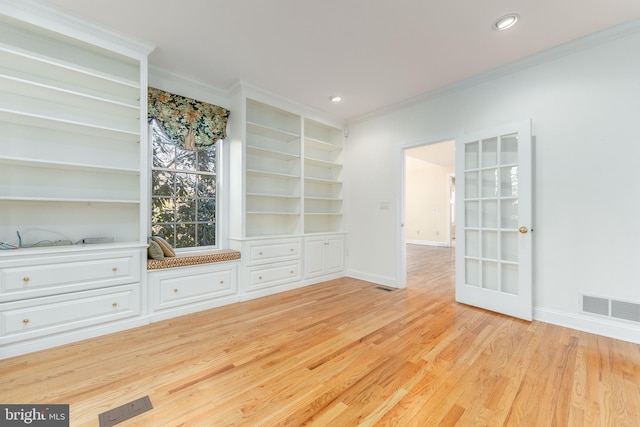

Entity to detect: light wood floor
[2,245,639,426]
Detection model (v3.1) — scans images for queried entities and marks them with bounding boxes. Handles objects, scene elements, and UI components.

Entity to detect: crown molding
[350,18,640,125]
[0,0,155,58]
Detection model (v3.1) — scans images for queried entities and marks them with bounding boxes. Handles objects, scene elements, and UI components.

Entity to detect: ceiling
[40,0,640,121]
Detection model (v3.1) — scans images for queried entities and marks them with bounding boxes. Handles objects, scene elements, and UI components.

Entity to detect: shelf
[247,146,300,162]
[304,176,343,185]
[247,193,300,199]
[304,196,342,201]
[247,169,300,180]
[0,103,139,138]
[1,84,139,132]
[0,65,138,110]
[304,212,343,216]
[304,137,342,151]
[247,211,300,216]
[0,156,139,175]
[0,42,140,90]
[247,121,300,142]
[0,16,140,84]
[0,196,139,204]
[304,156,342,169]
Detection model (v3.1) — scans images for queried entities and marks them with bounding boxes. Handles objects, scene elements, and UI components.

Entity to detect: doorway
[403,140,456,290]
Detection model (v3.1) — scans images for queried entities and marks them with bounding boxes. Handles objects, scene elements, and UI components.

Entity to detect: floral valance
[148,87,230,151]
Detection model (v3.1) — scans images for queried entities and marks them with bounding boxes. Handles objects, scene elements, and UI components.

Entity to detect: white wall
[345,26,640,342]
[405,159,454,245]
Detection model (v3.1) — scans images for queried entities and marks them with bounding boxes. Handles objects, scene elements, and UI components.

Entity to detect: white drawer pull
[23,319,29,324]
[23,277,30,283]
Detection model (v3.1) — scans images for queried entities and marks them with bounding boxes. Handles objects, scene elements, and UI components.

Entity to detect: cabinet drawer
[248,261,301,291]
[152,265,236,310]
[248,239,300,265]
[0,251,141,302]
[0,283,141,344]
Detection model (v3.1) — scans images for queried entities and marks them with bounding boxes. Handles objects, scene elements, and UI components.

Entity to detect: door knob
[518,226,529,234]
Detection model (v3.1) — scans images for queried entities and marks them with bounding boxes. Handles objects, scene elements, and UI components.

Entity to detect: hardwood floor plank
[1,244,639,426]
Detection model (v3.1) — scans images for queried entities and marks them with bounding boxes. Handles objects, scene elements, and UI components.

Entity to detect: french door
[455,120,532,320]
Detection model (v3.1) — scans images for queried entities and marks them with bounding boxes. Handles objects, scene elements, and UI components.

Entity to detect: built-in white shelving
[303,118,343,234]
[0,12,149,246]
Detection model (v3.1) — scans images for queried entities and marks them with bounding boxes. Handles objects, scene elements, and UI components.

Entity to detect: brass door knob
[519,226,529,234]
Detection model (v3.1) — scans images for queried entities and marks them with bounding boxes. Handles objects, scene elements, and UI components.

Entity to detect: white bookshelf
[0,13,148,246]
[244,99,302,237]
[303,119,343,234]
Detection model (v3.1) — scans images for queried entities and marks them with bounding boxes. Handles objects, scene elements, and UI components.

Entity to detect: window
[150,122,218,249]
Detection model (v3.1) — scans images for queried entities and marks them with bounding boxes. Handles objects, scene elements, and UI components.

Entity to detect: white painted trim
[0,0,155,59]
[350,19,640,125]
[346,269,397,288]
[406,240,450,247]
[534,307,640,344]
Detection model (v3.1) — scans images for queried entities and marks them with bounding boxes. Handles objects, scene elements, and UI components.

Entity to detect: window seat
[147,249,241,270]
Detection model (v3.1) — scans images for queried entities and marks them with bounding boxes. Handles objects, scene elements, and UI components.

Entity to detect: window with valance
[148,87,230,249]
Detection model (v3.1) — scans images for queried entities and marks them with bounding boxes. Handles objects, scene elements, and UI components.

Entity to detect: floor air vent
[582,294,640,323]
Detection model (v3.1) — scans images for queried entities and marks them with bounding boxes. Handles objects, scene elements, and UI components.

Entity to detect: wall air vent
[611,300,640,323]
[582,294,640,324]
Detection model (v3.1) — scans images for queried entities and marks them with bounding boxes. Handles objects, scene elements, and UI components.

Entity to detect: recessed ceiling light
[493,13,519,31]
[329,95,343,103]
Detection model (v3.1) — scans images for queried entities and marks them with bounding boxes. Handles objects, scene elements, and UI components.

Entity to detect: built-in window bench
[146,249,241,270]
[147,249,241,321]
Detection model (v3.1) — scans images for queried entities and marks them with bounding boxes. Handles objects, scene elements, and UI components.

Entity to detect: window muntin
[150,122,217,249]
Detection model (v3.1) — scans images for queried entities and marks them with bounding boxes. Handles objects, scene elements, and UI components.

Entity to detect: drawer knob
[174,288,179,293]
[112,267,118,272]
[290,271,294,274]
[258,276,263,280]
[112,302,118,308]
[259,251,263,255]
[23,319,29,324]
[219,280,224,284]
[290,248,294,252]
[23,277,29,283]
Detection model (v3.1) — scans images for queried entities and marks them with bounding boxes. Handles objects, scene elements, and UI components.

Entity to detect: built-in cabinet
[0,12,150,245]
[304,234,345,279]
[229,88,347,296]
[0,3,153,358]
[148,261,238,322]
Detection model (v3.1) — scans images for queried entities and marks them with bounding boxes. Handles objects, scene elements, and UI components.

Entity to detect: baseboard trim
[534,307,640,344]
[406,239,450,247]
[345,269,398,288]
